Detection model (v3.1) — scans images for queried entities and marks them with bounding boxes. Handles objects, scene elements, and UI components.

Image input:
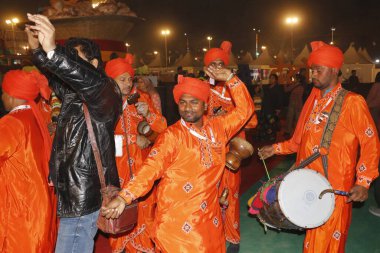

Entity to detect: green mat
[239,157,380,253]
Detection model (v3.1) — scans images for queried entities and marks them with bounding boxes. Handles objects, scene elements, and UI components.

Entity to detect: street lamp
[202,48,208,52]
[184,33,190,52]
[153,51,158,55]
[125,42,130,53]
[330,27,336,45]
[161,29,170,68]
[261,45,267,50]
[5,17,19,54]
[285,16,299,64]
[253,28,261,58]
[207,36,213,49]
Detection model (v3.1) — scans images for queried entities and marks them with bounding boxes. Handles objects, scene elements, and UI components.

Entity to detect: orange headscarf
[307,41,344,69]
[105,53,135,78]
[2,70,52,176]
[204,41,232,66]
[173,75,210,104]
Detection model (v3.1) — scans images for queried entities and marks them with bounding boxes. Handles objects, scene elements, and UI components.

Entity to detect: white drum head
[278,169,335,228]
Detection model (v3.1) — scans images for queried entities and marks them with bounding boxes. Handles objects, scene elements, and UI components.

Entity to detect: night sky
[1,0,380,59]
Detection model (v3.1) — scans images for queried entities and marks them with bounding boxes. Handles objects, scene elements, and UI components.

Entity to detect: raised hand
[204,65,233,82]
[24,24,39,50]
[26,13,56,53]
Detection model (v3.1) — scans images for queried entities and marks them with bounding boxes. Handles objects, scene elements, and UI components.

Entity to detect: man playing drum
[259,41,380,253]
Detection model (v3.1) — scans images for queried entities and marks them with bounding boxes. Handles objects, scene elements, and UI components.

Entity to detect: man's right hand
[25,25,39,50]
[258,145,275,160]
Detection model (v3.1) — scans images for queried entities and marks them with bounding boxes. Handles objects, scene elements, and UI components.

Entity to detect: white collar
[180,118,216,143]
[10,104,31,114]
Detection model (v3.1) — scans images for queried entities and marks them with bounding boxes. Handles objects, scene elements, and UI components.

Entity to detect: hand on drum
[347,185,368,203]
[258,145,275,160]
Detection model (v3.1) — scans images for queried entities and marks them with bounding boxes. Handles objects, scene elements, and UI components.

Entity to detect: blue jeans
[55,210,99,253]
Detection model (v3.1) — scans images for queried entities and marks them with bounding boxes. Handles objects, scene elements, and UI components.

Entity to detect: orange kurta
[119,76,254,252]
[207,82,257,244]
[274,84,380,253]
[0,107,57,253]
[110,92,167,253]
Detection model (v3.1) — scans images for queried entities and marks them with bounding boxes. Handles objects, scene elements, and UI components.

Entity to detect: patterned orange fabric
[119,76,254,252]
[207,81,257,244]
[110,92,167,253]
[273,84,380,252]
[0,109,57,252]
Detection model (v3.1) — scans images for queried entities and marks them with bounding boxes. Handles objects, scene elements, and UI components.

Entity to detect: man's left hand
[347,185,368,202]
[26,13,56,53]
[204,65,232,82]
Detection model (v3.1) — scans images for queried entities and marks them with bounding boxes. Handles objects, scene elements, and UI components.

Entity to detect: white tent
[148,53,164,67]
[343,43,375,83]
[358,48,373,63]
[239,52,254,65]
[252,49,275,66]
[174,51,201,67]
[294,45,310,67]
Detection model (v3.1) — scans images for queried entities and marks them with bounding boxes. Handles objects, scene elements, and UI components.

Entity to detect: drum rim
[277,168,335,229]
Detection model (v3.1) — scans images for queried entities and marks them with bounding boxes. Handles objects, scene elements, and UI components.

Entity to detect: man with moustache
[259,41,379,253]
[101,65,254,252]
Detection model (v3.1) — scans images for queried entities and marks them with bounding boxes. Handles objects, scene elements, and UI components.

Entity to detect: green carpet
[239,157,380,253]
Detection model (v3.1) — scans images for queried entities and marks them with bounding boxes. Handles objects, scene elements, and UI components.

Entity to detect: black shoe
[227,243,240,253]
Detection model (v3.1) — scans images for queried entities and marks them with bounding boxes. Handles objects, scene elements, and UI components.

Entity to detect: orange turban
[204,41,232,66]
[105,53,135,78]
[307,41,344,69]
[2,70,52,175]
[173,75,210,104]
[2,70,51,101]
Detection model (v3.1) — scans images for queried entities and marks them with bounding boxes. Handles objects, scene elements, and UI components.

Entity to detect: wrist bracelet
[226,72,234,82]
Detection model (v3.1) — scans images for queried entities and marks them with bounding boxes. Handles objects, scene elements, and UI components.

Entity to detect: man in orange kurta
[0,70,57,252]
[105,54,167,253]
[205,41,257,252]
[101,66,254,253]
[259,41,380,253]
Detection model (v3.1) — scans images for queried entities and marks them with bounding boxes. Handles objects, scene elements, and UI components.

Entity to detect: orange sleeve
[220,76,255,140]
[0,117,23,162]
[119,129,176,201]
[348,96,380,188]
[245,113,258,129]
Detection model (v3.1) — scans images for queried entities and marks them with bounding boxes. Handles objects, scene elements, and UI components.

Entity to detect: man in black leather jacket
[26,14,122,253]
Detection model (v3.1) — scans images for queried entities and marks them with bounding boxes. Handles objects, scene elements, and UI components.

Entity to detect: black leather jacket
[32,47,122,217]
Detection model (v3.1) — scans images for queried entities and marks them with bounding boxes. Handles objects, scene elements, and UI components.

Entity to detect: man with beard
[258,41,379,253]
[101,65,254,252]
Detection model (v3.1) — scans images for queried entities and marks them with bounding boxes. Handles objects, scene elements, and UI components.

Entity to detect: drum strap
[319,88,349,179]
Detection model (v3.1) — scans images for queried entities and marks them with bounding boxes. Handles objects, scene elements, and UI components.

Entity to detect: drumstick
[258,148,271,180]
[319,189,351,199]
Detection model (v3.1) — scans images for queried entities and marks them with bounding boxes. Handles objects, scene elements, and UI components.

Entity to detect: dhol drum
[257,168,335,230]
[225,137,254,171]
